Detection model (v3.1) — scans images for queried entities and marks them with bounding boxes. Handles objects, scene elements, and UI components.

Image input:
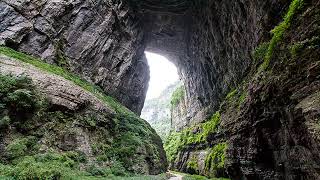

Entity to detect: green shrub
[6,89,37,111]
[65,151,87,163]
[0,153,88,179]
[201,112,221,141]
[6,138,30,159]
[165,131,184,162]
[0,74,42,127]
[110,160,128,176]
[86,165,112,176]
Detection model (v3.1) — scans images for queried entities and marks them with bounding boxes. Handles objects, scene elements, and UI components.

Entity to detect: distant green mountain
[141,81,181,141]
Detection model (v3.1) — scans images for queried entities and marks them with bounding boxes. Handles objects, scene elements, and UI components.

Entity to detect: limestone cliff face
[0,0,148,115]
[165,0,320,179]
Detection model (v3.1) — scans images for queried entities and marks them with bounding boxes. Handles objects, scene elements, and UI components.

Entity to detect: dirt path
[168,172,184,180]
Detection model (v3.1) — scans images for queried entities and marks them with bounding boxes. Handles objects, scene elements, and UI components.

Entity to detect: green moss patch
[256,0,304,70]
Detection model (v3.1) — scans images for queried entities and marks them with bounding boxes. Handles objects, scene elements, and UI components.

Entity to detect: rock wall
[166,0,320,179]
[0,0,148,115]
[143,0,290,125]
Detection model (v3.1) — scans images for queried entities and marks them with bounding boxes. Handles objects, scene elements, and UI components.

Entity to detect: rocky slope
[141,81,180,140]
[0,49,167,178]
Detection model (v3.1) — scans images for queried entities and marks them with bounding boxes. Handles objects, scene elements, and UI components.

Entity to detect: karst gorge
[0,0,319,179]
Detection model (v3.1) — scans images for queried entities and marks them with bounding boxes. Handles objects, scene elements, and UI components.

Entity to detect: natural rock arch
[0,0,281,119]
[1,0,319,179]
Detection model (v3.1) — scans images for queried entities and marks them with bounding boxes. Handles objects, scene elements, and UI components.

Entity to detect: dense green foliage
[0,74,44,130]
[0,151,89,179]
[204,143,227,176]
[187,158,199,174]
[164,111,221,162]
[258,0,304,70]
[171,85,185,107]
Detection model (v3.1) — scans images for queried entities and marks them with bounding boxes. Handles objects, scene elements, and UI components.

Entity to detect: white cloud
[145,52,179,99]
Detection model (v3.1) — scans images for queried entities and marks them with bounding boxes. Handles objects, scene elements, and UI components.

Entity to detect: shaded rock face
[143,0,289,125]
[165,1,320,180]
[0,0,148,115]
